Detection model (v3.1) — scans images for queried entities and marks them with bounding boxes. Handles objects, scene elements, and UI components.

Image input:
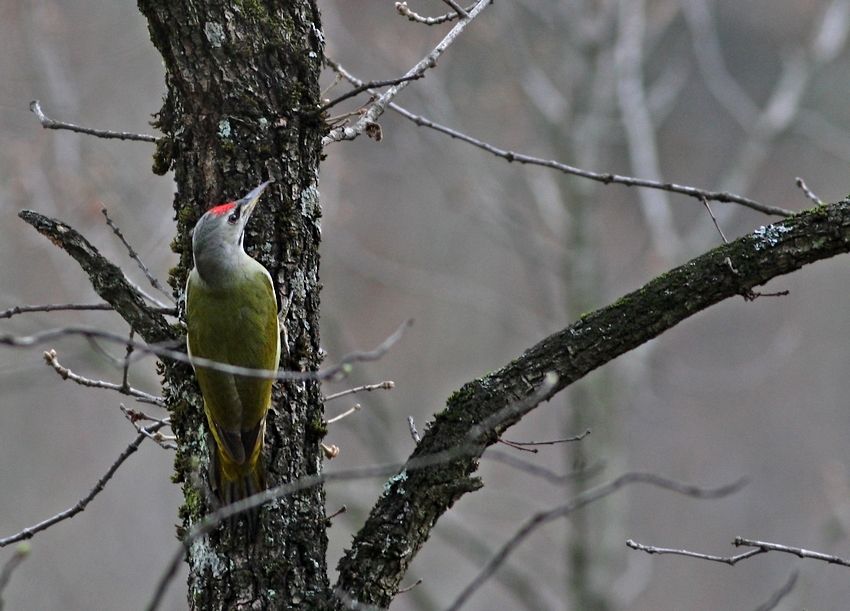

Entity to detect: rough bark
[334,202,850,607]
[135,1,327,609]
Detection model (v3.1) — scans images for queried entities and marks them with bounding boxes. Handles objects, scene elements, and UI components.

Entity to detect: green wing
[186,263,279,464]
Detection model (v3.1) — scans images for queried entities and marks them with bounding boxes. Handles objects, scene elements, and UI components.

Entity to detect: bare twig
[326,404,361,425]
[500,428,591,453]
[2,303,113,319]
[628,535,850,569]
[446,473,748,611]
[0,424,165,547]
[626,538,764,566]
[398,578,423,594]
[120,406,175,450]
[322,0,492,145]
[43,348,164,405]
[327,62,792,217]
[795,177,823,206]
[440,0,469,18]
[319,75,423,113]
[407,416,421,444]
[395,1,471,25]
[321,443,341,460]
[323,380,395,403]
[754,570,799,611]
[327,505,347,521]
[121,330,135,391]
[322,380,395,403]
[0,544,30,610]
[735,536,850,567]
[102,209,175,304]
[30,100,157,143]
[702,197,729,244]
[3,319,412,382]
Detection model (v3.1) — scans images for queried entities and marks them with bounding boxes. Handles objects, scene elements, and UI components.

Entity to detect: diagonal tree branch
[18,210,176,344]
[333,199,850,607]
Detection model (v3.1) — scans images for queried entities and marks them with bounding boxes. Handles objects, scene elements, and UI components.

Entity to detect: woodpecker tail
[209,436,267,537]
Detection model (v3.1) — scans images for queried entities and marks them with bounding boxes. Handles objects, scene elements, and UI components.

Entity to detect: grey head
[192,180,274,283]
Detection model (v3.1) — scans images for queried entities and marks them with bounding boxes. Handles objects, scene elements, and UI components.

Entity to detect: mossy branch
[19,210,176,344]
[334,200,850,607]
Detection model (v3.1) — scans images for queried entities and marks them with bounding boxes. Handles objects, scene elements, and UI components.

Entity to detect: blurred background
[3,0,850,609]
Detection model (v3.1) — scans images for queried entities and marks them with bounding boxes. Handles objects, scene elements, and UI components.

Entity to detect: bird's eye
[227,208,240,224]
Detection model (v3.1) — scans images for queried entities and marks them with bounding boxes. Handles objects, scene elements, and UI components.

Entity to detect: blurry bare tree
[4,1,850,610]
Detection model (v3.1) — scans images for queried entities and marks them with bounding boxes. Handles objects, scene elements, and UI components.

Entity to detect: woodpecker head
[192,180,273,281]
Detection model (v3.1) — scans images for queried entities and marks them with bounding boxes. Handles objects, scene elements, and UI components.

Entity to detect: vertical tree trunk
[135,2,327,608]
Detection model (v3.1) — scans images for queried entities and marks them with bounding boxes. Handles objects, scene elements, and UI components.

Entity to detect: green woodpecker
[186,180,279,508]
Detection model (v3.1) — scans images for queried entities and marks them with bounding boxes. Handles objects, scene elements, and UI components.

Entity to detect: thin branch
[43,348,164,405]
[2,303,113,319]
[327,62,792,217]
[0,424,164,547]
[439,0,469,18]
[626,538,765,566]
[120,406,176,450]
[30,100,157,143]
[121,330,135,391]
[323,380,395,403]
[500,428,591,452]
[754,570,799,611]
[0,544,29,610]
[398,578,423,594]
[395,1,470,25]
[327,505,348,521]
[0,302,175,320]
[735,536,850,567]
[628,535,850,569]
[322,0,492,145]
[1,319,412,382]
[446,473,748,611]
[795,176,823,206]
[318,75,423,113]
[326,404,361,425]
[407,416,421,444]
[102,209,175,304]
[702,197,729,244]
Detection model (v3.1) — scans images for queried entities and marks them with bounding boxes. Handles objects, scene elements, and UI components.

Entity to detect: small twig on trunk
[795,176,823,206]
[30,100,157,143]
[323,380,395,402]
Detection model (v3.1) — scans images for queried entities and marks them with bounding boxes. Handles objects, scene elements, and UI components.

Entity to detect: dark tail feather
[210,446,266,538]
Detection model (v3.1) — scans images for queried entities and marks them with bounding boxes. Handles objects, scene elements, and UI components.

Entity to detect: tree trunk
[136,2,328,608]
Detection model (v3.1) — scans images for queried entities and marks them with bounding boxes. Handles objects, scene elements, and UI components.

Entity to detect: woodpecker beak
[237,180,274,218]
